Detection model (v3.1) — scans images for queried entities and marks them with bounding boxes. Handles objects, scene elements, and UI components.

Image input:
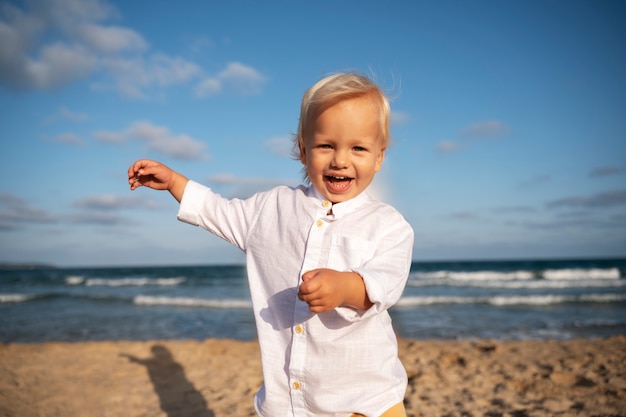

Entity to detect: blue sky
[1,0,624,267]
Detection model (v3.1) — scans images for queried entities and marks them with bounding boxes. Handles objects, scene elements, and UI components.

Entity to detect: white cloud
[49,132,85,146]
[195,77,221,97]
[92,129,124,143]
[436,140,464,154]
[206,173,298,198]
[547,189,626,209]
[59,107,88,121]
[0,0,107,89]
[77,23,147,53]
[264,136,293,157]
[390,111,410,126]
[196,61,267,97]
[46,106,89,124]
[0,193,58,227]
[26,42,98,89]
[94,121,210,160]
[73,194,158,210]
[100,54,202,98]
[436,119,510,154]
[460,120,510,138]
[590,165,626,177]
[0,0,266,99]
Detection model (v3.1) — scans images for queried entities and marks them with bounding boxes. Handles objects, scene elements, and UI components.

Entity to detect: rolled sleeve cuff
[334,269,386,322]
[176,180,209,226]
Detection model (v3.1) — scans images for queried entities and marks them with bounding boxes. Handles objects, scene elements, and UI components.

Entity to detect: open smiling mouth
[325,175,354,191]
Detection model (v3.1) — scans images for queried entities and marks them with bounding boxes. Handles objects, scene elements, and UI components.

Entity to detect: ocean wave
[408,267,622,287]
[65,275,85,285]
[396,293,626,307]
[411,270,536,281]
[407,278,626,289]
[134,295,252,309]
[543,268,620,280]
[0,293,38,303]
[66,277,186,287]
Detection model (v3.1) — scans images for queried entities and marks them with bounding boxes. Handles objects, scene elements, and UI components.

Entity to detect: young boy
[128,72,414,417]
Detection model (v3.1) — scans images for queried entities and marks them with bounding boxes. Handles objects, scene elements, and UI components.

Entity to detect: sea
[1,258,625,343]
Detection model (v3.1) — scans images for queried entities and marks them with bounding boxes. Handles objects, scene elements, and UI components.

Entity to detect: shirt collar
[305,186,372,218]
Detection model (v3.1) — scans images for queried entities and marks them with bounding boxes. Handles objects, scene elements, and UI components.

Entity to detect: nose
[331,149,349,168]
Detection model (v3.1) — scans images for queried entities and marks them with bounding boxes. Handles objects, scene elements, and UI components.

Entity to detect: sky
[0,0,625,267]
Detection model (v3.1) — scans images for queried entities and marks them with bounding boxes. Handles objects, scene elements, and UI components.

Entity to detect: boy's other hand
[298,269,372,313]
[128,159,188,202]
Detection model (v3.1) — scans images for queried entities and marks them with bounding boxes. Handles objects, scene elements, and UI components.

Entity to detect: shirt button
[322,200,331,208]
[316,219,324,228]
[292,381,302,390]
[295,324,304,334]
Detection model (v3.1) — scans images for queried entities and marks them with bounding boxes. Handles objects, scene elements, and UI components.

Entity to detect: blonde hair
[292,72,390,162]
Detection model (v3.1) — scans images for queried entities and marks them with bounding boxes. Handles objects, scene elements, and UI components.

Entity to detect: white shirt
[177,180,414,417]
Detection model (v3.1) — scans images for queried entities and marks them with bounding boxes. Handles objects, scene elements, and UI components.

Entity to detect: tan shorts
[350,402,406,417]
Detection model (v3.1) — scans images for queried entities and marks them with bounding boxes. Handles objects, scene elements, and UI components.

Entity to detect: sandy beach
[1,336,624,417]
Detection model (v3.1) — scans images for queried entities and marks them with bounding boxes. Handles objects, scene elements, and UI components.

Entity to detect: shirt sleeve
[337,212,414,322]
[176,180,266,251]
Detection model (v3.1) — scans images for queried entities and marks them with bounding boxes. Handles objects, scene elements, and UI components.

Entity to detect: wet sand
[1,336,624,417]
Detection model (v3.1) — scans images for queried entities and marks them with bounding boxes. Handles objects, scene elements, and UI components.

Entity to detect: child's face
[301,97,386,204]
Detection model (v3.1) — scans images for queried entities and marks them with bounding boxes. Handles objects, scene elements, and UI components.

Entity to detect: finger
[308,301,331,313]
[128,160,148,183]
[129,177,143,190]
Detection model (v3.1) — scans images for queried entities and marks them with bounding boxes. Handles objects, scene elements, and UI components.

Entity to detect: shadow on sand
[121,345,214,417]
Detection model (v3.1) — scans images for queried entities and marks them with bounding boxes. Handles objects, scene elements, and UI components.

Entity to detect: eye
[353,145,367,152]
[318,144,333,149]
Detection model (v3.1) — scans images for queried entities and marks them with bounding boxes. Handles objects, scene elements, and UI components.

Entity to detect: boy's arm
[128,159,189,202]
[298,269,373,313]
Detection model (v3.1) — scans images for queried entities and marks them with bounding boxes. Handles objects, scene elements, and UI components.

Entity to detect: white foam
[407,277,626,289]
[85,277,185,287]
[489,295,571,306]
[65,276,85,285]
[412,270,535,281]
[0,293,36,303]
[134,295,251,309]
[395,293,626,307]
[543,268,620,280]
[396,296,475,306]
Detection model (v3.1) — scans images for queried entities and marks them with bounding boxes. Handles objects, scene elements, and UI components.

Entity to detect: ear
[374,147,386,172]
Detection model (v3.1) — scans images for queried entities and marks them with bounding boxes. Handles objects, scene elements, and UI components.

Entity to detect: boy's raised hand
[128,159,188,202]
[297,269,373,313]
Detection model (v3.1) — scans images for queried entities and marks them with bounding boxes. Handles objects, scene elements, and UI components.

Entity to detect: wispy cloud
[46,132,86,146]
[547,189,626,209]
[589,165,626,177]
[0,0,266,99]
[517,174,551,189]
[437,119,510,154]
[206,173,298,198]
[448,211,480,220]
[46,106,89,123]
[67,211,131,226]
[93,121,209,160]
[0,193,58,230]
[459,120,510,138]
[73,194,160,210]
[99,54,202,98]
[493,205,537,214]
[436,140,464,153]
[390,111,410,126]
[195,62,267,97]
[264,136,293,157]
